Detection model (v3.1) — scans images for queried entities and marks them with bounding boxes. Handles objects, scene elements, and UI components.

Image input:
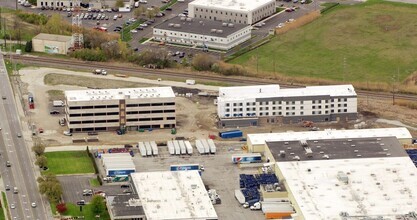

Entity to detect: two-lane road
[0,54,51,220]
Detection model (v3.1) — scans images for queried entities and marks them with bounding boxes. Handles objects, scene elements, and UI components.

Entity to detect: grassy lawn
[44,151,95,175]
[89,178,101,187]
[161,0,178,11]
[4,61,26,75]
[229,1,417,84]
[1,192,8,220]
[50,202,109,219]
[139,37,149,43]
[46,90,65,101]
[122,19,145,42]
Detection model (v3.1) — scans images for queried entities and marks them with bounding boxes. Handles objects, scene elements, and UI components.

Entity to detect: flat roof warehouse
[154,17,250,38]
[248,127,412,145]
[131,171,218,220]
[189,0,274,12]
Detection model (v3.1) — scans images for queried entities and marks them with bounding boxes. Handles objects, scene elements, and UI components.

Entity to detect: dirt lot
[18,67,417,147]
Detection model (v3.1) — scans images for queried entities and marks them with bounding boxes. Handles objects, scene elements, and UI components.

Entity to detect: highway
[0,54,50,220]
[9,54,417,102]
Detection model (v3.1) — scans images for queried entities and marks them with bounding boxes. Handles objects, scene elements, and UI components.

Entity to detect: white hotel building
[217,85,357,127]
[65,87,176,132]
[188,0,276,25]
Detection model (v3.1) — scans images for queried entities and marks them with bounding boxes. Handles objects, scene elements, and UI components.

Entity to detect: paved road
[0,54,51,220]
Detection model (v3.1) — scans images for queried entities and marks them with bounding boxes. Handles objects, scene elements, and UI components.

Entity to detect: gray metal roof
[107,194,145,218]
[267,136,407,162]
[154,17,250,38]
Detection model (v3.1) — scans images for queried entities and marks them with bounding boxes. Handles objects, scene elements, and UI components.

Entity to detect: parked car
[31,202,37,208]
[76,200,86,205]
[121,184,130,188]
[165,7,172,11]
[6,161,11,167]
[63,130,72,136]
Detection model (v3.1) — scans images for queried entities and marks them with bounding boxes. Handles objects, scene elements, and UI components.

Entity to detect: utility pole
[256,47,259,75]
[342,57,346,82]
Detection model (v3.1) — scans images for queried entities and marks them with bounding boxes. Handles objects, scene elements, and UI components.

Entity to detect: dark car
[165,7,172,11]
[134,48,139,52]
[121,184,130,188]
[50,110,60,115]
[136,27,143,30]
[76,200,86,205]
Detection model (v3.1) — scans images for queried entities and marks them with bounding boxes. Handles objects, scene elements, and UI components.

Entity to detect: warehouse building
[32,33,72,55]
[245,128,417,219]
[153,17,251,50]
[188,0,276,25]
[217,84,357,127]
[65,87,176,132]
[247,127,413,153]
[131,171,218,220]
[101,153,135,177]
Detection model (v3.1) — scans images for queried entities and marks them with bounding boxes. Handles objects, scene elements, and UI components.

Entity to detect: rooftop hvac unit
[173,24,181,28]
[300,139,308,146]
[180,17,186,21]
[322,154,330,159]
[186,17,192,22]
[279,150,285,157]
[216,29,223,33]
[210,29,217,33]
[228,23,234,27]
[222,23,228,27]
[293,156,300,161]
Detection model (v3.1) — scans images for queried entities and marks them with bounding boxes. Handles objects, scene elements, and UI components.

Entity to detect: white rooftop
[277,157,417,219]
[102,153,135,169]
[218,84,356,101]
[248,127,412,145]
[189,0,274,12]
[65,87,175,102]
[131,171,218,220]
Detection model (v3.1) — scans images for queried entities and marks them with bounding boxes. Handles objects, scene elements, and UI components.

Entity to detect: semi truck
[232,153,262,164]
[53,100,64,107]
[219,130,243,139]
[170,164,205,175]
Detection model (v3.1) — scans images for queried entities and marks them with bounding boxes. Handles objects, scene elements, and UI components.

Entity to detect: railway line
[7,54,417,102]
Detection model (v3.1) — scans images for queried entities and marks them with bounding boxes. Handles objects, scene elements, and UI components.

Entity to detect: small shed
[32,33,72,54]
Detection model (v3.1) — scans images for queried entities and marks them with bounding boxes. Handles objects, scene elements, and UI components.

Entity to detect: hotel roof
[218,84,356,101]
[65,87,175,102]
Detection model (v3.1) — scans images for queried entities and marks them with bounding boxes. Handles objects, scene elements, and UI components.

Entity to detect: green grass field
[1,192,8,220]
[44,151,95,175]
[230,1,417,83]
[51,202,110,219]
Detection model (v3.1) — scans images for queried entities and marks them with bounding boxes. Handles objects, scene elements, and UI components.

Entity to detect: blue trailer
[170,164,204,175]
[219,130,243,139]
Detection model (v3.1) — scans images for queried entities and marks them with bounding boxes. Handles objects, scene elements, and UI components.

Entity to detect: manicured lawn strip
[44,151,95,175]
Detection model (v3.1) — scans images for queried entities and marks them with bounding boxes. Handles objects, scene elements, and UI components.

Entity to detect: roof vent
[222,22,228,27]
[279,150,285,157]
[293,156,300,161]
[216,29,223,34]
[210,29,217,33]
[173,24,181,28]
[300,140,308,146]
[199,21,203,24]
[228,23,234,28]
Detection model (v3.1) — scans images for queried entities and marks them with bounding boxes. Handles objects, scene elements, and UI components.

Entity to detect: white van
[134,1,139,7]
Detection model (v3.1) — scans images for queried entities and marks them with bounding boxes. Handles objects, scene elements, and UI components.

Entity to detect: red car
[285,8,295,12]
[38,128,44,133]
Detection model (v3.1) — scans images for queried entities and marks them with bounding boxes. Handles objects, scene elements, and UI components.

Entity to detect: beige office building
[65,87,176,132]
[188,0,276,25]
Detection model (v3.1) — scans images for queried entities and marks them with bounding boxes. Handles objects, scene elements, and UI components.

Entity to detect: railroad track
[7,55,417,101]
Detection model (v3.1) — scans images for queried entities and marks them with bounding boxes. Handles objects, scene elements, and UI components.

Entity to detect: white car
[31,202,37,208]
[63,130,72,136]
[130,29,138,33]
[10,204,15,209]
[178,0,184,2]
[113,15,118,20]
[140,23,148,27]
[139,0,148,3]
